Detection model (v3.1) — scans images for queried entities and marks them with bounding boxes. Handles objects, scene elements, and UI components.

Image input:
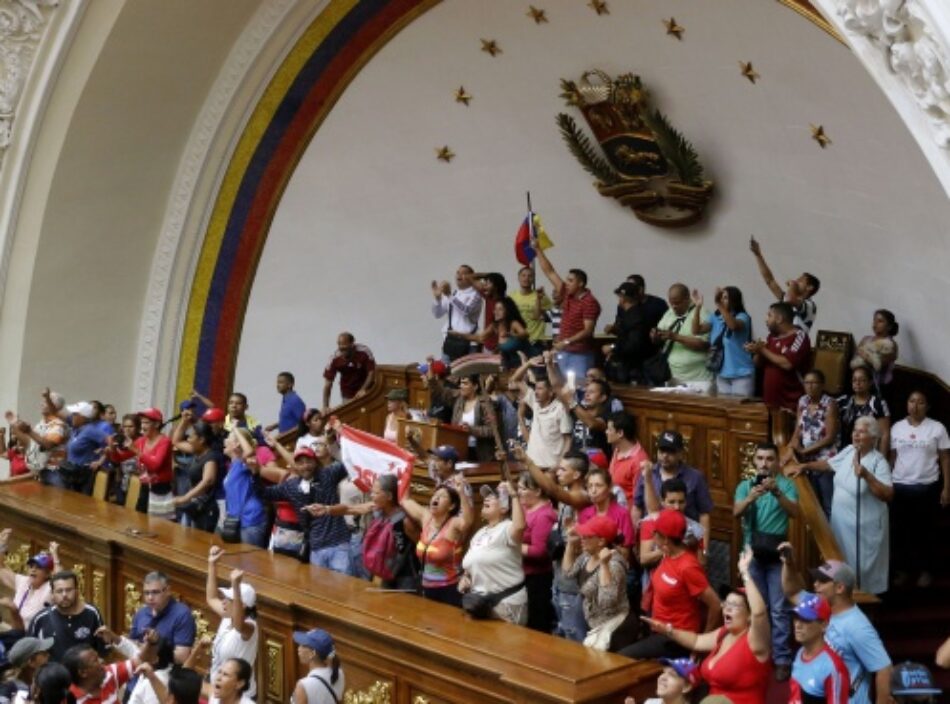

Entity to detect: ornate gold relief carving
[413,697,430,704]
[265,639,283,701]
[124,581,142,631]
[92,570,106,612]
[72,563,86,596]
[739,441,757,480]
[3,544,30,574]
[816,331,851,352]
[193,609,216,642]
[650,430,660,459]
[709,438,722,481]
[343,681,392,704]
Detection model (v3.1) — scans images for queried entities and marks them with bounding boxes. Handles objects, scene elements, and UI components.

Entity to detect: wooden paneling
[0,483,658,704]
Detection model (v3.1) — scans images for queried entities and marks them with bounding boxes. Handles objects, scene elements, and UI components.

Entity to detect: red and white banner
[339,424,415,500]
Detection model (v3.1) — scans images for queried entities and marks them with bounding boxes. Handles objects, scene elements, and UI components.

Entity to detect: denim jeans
[349,532,370,580]
[310,543,353,576]
[240,522,270,548]
[807,470,834,517]
[40,468,66,488]
[552,582,588,642]
[749,556,792,664]
[716,374,755,397]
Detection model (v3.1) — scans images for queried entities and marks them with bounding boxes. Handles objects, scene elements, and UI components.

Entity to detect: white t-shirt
[14,574,51,629]
[293,667,346,704]
[211,618,259,698]
[460,406,477,448]
[461,520,526,607]
[127,667,170,704]
[890,417,950,484]
[523,388,572,469]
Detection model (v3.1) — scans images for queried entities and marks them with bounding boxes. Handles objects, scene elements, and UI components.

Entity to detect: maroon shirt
[324,344,376,398]
[762,329,811,411]
[556,284,601,353]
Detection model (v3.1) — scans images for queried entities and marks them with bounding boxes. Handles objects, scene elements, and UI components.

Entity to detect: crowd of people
[0,234,947,703]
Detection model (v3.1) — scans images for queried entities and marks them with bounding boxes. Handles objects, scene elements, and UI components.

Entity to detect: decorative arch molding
[811,0,950,196]
[171,0,438,406]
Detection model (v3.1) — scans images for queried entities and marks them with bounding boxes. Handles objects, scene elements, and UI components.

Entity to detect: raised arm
[512,445,588,509]
[399,495,428,525]
[228,569,255,640]
[690,291,712,335]
[778,541,805,604]
[456,480,475,534]
[205,546,226,617]
[739,547,771,660]
[507,479,525,543]
[172,413,196,453]
[749,236,784,300]
[531,238,563,292]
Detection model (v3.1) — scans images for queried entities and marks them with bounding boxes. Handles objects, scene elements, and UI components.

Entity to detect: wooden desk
[0,483,658,703]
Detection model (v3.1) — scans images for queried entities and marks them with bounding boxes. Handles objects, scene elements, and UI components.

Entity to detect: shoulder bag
[643,312,688,386]
[441,301,472,361]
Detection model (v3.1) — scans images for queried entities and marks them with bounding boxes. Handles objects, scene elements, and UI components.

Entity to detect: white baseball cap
[65,401,95,418]
[219,582,256,608]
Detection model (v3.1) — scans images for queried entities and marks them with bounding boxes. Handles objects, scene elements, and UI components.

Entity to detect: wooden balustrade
[0,483,660,703]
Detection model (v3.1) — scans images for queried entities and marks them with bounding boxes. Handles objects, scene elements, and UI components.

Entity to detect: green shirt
[734,474,798,546]
[510,289,552,342]
[657,306,712,382]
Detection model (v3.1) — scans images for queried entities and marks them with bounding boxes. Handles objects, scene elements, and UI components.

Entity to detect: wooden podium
[396,417,470,457]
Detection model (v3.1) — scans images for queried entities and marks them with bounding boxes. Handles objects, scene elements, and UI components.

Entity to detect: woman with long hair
[173,421,220,532]
[382,390,408,443]
[690,286,754,397]
[292,628,344,704]
[208,658,253,704]
[851,309,899,395]
[401,484,473,606]
[447,297,530,370]
[837,365,891,453]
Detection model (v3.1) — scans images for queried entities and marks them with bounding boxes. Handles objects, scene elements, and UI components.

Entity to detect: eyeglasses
[143,588,166,597]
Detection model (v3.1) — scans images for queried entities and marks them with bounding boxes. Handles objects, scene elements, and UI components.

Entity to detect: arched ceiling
[230,0,950,408]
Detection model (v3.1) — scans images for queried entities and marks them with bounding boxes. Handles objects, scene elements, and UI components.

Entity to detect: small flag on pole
[514,213,553,265]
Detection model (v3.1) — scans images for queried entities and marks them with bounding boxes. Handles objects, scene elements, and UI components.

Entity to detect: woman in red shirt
[643,546,772,704]
[130,408,174,517]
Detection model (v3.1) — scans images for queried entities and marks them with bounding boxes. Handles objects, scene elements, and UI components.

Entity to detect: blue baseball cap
[793,594,832,622]
[27,553,54,571]
[179,399,197,411]
[293,629,334,659]
[428,445,459,462]
[658,657,700,687]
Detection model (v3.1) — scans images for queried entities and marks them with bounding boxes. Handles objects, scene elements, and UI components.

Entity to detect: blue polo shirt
[66,423,109,466]
[279,390,306,433]
[224,459,267,527]
[634,463,714,521]
[129,598,196,649]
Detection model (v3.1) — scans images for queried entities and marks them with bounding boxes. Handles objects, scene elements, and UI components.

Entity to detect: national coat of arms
[557,70,714,228]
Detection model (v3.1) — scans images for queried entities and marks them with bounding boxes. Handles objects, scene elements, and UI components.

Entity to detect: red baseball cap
[585,448,609,470]
[137,408,163,423]
[653,508,686,540]
[294,447,317,460]
[575,514,618,542]
[202,408,226,423]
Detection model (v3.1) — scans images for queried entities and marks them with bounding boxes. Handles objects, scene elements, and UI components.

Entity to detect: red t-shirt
[134,434,173,485]
[609,443,648,504]
[650,550,709,632]
[5,448,28,476]
[556,285,601,353]
[762,329,811,411]
[323,345,376,398]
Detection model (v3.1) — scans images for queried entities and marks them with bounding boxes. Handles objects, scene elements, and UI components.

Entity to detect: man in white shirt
[509,355,571,469]
[431,265,482,360]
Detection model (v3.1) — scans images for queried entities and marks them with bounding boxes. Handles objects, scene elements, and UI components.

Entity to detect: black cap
[657,430,684,451]
[614,282,639,299]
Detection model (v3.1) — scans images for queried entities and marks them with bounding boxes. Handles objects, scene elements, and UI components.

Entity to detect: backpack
[362,509,406,581]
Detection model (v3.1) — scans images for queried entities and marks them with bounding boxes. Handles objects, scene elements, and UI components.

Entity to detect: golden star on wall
[435,146,455,162]
[527,5,548,24]
[739,61,760,84]
[454,86,472,106]
[810,124,831,148]
[480,38,501,57]
[588,0,608,16]
[663,17,684,40]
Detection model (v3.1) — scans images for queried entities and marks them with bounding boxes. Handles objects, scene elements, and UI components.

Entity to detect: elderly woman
[562,514,630,651]
[642,548,771,704]
[459,481,527,624]
[837,366,890,454]
[783,369,839,516]
[889,390,950,588]
[851,309,899,394]
[789,416,893,594]
[426,371,498,462]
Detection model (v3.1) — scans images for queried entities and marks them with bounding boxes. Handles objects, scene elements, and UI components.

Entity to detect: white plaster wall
[9,0,261,412]
[236,0,950,415]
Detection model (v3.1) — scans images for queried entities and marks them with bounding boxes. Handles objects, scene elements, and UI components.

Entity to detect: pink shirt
[522,502,557,574]
[578,500,635,549]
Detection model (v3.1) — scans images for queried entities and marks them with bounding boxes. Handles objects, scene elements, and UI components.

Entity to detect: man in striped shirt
[790,595,850,704]
[64,627,158,704]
